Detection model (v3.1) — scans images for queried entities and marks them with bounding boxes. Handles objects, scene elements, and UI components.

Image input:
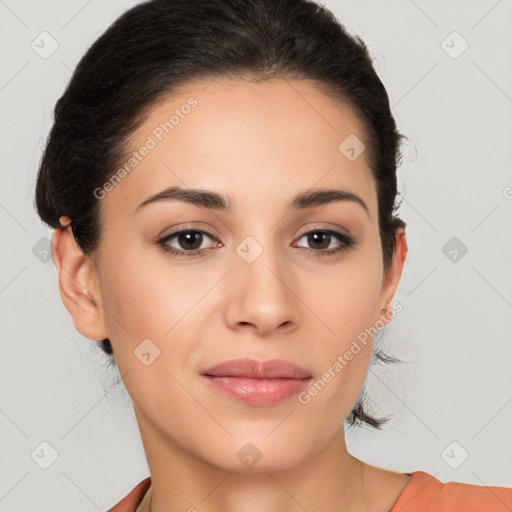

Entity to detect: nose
[223,242,301,338]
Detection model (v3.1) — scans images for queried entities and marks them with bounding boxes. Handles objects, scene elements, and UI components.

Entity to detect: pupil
[179,232,202,250]
[309,232,329,249]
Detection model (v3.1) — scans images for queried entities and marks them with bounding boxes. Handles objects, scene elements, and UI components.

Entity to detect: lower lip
[202,375,312,406]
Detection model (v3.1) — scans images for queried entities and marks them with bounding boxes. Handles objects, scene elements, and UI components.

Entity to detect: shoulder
[389,470,512,512]
[106,477,151,512]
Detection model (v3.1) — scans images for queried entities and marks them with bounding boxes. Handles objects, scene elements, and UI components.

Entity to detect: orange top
[107,471,512,512]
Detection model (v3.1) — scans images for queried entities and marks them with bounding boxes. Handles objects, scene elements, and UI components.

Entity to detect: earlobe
[51,224,109,341]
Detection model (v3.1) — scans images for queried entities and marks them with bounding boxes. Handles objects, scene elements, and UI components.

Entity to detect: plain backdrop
[1,0,511,510]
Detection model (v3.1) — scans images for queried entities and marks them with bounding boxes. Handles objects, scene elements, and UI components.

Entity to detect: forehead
[102,77,377,219]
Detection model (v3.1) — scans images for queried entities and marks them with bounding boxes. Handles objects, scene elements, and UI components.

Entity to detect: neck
[135,410,367,512]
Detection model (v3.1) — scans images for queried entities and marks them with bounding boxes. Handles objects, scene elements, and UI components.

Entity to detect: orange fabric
[107,477,150,512]
[107,471,512,512]
[389,471,512,511]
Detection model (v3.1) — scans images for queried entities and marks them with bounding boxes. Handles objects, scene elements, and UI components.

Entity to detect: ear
[51,222,109,341]
[375,227,408,326]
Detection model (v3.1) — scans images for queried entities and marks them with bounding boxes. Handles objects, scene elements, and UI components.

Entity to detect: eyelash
[157,228,356,259]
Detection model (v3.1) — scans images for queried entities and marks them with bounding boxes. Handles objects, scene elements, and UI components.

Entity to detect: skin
[52,77,409,512]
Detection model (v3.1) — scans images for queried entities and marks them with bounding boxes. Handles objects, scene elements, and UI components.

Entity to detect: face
[70,77,406,472]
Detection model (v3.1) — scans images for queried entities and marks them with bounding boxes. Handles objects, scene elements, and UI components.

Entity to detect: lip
[203,358,312,379]
[201,358,312,406]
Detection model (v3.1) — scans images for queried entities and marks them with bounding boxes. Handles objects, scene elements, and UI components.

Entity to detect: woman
[34,0,512,510]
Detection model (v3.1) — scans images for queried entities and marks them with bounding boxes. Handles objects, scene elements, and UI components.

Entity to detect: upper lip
[202,358,312,379]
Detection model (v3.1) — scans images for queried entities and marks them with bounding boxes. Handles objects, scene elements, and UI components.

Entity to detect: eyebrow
[136,185,369,216]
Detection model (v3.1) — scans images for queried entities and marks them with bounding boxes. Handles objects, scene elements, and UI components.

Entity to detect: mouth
[201,358,312,406]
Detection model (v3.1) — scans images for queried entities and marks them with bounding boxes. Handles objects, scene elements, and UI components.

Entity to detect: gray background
[1,0,511,510]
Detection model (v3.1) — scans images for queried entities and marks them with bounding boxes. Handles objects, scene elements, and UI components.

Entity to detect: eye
[157,229,220,257]
[294,229,355,257]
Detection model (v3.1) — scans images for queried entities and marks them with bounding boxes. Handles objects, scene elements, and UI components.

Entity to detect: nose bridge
[238,237,289,298]
[224,232,300,335]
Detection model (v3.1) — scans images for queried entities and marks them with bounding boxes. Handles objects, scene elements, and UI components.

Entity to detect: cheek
[96,252,208,418]
[96,246,198,355]
[310,246,383,344]
[300,245,383,406]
